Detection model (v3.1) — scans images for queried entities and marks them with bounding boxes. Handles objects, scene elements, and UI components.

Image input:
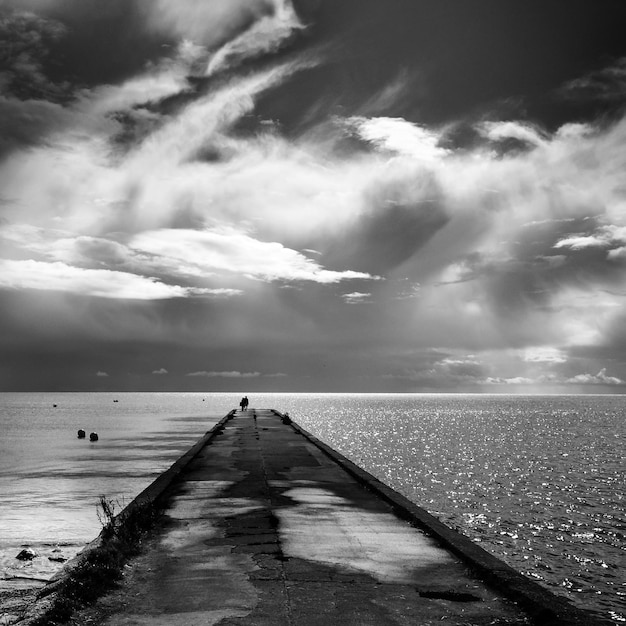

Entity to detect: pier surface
[72,409,541,626]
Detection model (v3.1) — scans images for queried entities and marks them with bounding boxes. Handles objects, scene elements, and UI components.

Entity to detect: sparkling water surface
[0,392,624,623]
[267,393,625,624]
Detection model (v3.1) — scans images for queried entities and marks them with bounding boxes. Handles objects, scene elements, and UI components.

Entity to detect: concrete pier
[43,409,601,625]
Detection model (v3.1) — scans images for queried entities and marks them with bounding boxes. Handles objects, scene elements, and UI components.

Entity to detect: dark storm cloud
[0,96,68,156]
[0,9,68,100]
[2,0,174,86]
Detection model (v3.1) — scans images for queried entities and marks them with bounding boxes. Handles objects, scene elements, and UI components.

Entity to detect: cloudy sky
[2,0,626,392]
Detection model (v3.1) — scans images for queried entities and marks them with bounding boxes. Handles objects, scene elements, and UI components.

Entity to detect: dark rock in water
[48,556,67,563]
[16,548,37,561]
[77,429,86,439]
[89,432,99,441]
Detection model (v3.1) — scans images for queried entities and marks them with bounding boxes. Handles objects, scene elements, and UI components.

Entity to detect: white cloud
[608,247,626,260]
[342,292,371,304]
[554,225,626,251]
[522,347,567,364]
[0,225,244,298]
[0,259,227,300]
[485,376,535,385]
[96,371,108,377]
[152,368,168,375]
[205,0,304,76]
[344,116,449,162]
[478,121,548,147]
[566,368,624,386]
[131,228,378,284]
[486,369,624,386]
[187,371,261,378]
[143,0,275,47]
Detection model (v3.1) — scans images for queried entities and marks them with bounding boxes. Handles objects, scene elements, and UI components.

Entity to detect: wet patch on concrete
[277,485,459,584]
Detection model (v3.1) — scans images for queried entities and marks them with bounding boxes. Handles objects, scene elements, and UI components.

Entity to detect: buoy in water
[77,429,86,439]
[89,432,99,442]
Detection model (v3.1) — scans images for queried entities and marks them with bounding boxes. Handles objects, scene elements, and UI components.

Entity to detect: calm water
[0,392,230,588]
[0,393,624,623]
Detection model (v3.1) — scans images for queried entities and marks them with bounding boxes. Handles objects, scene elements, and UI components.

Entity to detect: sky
[1,0,626,392]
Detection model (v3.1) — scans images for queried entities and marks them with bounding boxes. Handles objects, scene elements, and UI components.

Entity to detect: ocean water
[0,392,230,589]
[0,393,624,623]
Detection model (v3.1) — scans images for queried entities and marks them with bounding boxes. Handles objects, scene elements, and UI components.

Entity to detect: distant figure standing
[240,396,249,411]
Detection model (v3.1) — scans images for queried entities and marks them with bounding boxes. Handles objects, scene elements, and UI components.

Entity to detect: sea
[0,392,623,623]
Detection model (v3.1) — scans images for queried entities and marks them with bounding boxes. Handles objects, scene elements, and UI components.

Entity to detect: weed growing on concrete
[96,495,121,538]
[31,500,161,625]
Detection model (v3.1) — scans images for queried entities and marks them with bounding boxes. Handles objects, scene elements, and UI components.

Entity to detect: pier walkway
[77,409,539,625]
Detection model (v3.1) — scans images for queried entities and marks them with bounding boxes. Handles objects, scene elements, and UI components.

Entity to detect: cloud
[608,247,626,261]
[143,0,274,47]
[152,368,168,375]
[486,368,624,387]
[343,116,449,162]
[74,40,204,117]
[0,9,68,101]
[342,292,371,304]
[485,376,534,385]
[522,347,567,364]
[0,259,233,300]
[0,225,243,297]
[395,281,421,300]
[0,95,70,156]
[554,225,626,252]
[386,356,489,388]
[566,368,624,386]
[478,121,548,148]
[561,57,626,103]
[2,17,626,392]
[96,371,108,377]
[131,228,378,284]
[205,0,304,76]
[187,370,261,378]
